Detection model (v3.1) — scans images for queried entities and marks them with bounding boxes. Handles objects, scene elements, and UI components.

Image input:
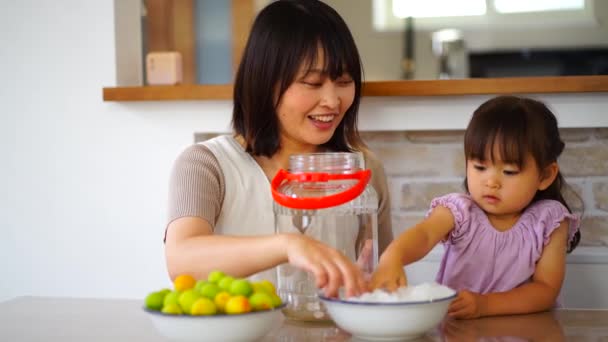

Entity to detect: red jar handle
[271,169,371,209]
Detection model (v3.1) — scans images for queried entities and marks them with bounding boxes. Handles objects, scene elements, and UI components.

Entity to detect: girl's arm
[370,206,455,290]
[165,217,367,297]
[449,220,569,318]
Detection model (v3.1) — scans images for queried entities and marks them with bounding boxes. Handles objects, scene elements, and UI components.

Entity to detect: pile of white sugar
[344,282,455,303]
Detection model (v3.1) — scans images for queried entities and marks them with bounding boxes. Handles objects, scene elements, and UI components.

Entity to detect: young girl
[370,95,581,319]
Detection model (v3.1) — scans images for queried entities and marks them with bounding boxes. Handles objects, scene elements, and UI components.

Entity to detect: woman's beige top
[167,135,393,261]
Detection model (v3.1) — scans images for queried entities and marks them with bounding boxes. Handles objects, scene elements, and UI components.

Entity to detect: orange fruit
[173,274,197,292]
[225,295,251,314]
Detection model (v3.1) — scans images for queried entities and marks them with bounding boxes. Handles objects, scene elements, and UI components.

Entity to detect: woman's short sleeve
[167,144,225,231]
[427,193,474,244]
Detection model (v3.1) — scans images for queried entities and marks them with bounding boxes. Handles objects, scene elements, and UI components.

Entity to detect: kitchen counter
[1,297,606,341]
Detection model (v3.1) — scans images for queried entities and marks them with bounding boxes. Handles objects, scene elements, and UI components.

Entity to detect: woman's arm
[166,144,285,280]
[165,145,366,297]
[165,217,286,280]
[449,220,569,319]
[165,217,367,297]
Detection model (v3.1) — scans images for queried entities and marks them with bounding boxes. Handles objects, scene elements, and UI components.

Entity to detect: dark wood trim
[103,76,608,101]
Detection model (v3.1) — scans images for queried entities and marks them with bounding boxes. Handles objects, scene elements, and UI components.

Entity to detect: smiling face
[274,48,355,151]
[466,143,557,228]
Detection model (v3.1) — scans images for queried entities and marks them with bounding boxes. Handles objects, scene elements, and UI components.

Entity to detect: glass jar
[271,152,379,322]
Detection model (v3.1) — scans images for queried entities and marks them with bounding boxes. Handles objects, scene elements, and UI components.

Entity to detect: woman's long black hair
[232,0,364,157]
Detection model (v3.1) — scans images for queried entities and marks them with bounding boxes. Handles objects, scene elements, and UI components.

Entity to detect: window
[373,0,596,31]
[494,0,585,13]
[392,0,486,18]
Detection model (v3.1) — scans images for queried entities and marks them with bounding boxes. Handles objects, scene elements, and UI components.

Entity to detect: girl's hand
[368,253,407,292]
[283,233,367,298]
[448,290,486,319]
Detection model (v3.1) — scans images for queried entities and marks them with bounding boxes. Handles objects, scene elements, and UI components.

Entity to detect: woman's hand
[448,290,486,319]
[368,252,407,292]
[283,233,367,298]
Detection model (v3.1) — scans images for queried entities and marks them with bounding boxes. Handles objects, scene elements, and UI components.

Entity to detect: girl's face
[466,143,556,227]
[275,48,355,151]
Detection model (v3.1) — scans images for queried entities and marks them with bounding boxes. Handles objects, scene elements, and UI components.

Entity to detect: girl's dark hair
[232,0,364,157]
[464,95,580,252]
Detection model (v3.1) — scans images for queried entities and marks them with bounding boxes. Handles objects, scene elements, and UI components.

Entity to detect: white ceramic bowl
[319,290,456,341]
[144,305,285,342]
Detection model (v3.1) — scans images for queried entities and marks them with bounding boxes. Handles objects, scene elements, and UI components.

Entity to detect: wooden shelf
[103,75,608,101]
[103,84,233,101]
[362,75,608,96]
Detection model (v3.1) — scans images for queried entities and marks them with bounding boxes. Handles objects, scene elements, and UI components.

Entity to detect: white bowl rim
[143,302,287,318]
[318,291,457,306]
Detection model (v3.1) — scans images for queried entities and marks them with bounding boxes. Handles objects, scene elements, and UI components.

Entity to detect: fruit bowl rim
[143,303,287,318]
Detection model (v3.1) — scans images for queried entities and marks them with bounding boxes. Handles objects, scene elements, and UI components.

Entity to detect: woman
[164,0,392,298]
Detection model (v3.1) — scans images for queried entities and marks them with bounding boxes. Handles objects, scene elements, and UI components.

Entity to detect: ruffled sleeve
[426,193,474,244]
[525,200,581,253]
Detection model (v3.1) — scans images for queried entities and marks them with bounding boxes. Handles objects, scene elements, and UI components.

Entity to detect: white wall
[0,1,232,302]
[1,1,607,304]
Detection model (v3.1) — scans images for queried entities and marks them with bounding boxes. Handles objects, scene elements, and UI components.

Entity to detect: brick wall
[361,129,608,247]
[195,129,608,247]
